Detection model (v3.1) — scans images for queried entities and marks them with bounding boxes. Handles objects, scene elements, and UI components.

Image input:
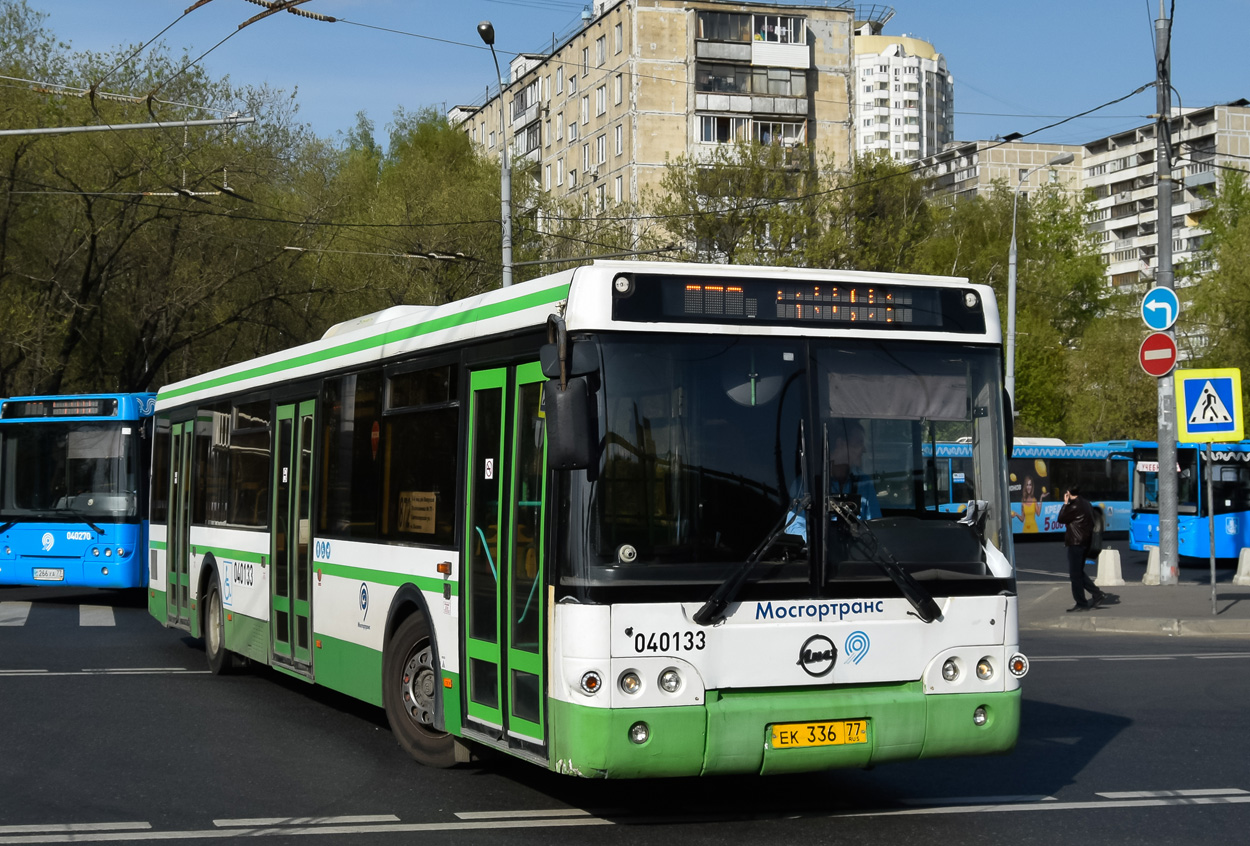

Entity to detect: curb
[1023,616,1250,636]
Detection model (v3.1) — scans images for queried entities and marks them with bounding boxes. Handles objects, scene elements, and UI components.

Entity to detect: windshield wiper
[54,508,105,535]
[693,421,811,627]
[692,492,809,626]
[827,500,942,623]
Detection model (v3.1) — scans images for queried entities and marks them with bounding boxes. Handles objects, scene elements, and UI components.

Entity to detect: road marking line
[1099,656,1176,661]
[0,601,32,626]
[1034,652,1250,662]
[0,823,150,835]
[1097,789,1249,799]
[901,795,1056,806]
[79,605,115,627]
[214,815,400,827]
[455,809,591,820]
[840,794,1250,818]
[0,816,613,844]
[1028,586,1063,605]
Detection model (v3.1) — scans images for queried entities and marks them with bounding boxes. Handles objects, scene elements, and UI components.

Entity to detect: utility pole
[1155,0,1179,584]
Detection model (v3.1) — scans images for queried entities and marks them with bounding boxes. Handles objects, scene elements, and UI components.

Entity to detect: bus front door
[271,400,315,674]
[166,420,193,628]
[464,363,548,754]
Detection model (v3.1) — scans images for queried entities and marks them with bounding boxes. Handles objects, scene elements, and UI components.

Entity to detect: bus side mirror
[544,377,595,470]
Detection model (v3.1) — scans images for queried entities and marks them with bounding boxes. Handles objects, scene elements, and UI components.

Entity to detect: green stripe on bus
[162,283,571,400]
[316,560,457,596]
[149,540,167,551]
[191,544,267,565]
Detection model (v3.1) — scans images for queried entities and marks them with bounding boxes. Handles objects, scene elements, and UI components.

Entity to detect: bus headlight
[619,671,641,695]
[104,548,112,557]
[941,658,959,682]
[628,721,649,744]
[92,547,100,557]
[659,668,682,693]
[976,657,994,680]
[973,706,988,726]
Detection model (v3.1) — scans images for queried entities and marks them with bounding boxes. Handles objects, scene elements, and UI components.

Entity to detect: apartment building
[851,7,954,162]
[918,139,1084,204]
[1082,100,1250,289]
[453,0,856,209]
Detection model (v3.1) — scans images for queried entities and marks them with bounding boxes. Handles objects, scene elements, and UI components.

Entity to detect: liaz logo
[66,531,92,541]
[797,634,837,677]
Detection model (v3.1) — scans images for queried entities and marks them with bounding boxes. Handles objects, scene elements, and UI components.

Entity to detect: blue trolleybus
[1130,440,1250,559]
[934,440,1141,536]
[0,393,156,588]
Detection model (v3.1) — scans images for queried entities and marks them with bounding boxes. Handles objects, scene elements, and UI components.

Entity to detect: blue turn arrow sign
[1141,286,1180,331]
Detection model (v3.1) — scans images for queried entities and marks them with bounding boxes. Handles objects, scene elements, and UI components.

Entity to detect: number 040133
[770,719,868,749]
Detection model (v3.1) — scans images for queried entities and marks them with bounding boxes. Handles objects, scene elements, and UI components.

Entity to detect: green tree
[654,141,818,265]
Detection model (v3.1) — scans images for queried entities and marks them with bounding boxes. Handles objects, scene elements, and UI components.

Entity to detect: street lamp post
[1006,151,1075,408]
[478,21,512,287]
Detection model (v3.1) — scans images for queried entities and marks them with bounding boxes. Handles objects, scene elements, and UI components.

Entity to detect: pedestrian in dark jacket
[1057,485,1115,612]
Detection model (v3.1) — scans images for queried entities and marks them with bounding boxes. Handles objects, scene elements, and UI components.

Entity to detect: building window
[569,74,577,95]
[544,164,551,190]
[556,67,563,94]
[614,73,623,105]
[756,119,805,145]
[615,174,623,203]
[696,11,752,41]
[751,14,804,43]
[596,85,606,116]
[569,120,578,142]
[596,36,606,66]
[489,131,496,148]
[597,133,606,164]
[699,114,749,144]
[570,168,578,187]
[615,123,623,155]
[557,158,564,186]
[583,143,590,170]
[614,22,622,53]
[581,95,589,124]
[545,119,551,146]
[556,113,563,141]
[582,47,589,75]
[596,183,606,210]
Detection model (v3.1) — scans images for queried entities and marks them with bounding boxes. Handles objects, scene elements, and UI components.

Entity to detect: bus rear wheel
[383,612,458,768]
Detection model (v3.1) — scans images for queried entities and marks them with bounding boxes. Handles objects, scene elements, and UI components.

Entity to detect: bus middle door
[271,400,315,674]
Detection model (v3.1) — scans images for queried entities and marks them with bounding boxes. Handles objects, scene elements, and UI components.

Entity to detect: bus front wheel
[383,612,458,768]
[204,579,238,676]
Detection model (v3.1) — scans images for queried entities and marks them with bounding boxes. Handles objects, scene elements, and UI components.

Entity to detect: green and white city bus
[147,261,1027,778]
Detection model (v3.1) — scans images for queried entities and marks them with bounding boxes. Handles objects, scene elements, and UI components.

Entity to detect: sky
[18,0,1250,149]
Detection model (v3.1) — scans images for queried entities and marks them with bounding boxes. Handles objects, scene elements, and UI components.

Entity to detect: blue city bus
[0,393,156,588]
[933,440,1142,536]
[1129,440,1250,559]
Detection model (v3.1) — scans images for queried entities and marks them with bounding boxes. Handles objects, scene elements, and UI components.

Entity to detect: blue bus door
[167,420,194,628]
[271,400,315,673]
[463,364,548,752]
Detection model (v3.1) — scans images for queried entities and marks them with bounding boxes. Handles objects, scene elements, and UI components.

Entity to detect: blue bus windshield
[1,421,141,521]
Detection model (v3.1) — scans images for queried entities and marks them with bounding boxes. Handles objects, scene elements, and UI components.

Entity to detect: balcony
[751,42,809,69]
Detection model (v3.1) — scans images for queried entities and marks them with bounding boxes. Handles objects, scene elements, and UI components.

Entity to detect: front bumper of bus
[547,681,1021,778]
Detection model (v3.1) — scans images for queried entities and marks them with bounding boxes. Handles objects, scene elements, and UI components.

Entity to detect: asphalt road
[3,550,1250,845]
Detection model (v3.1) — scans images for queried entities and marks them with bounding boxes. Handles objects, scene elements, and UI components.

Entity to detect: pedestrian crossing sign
[1175,368,1243,443]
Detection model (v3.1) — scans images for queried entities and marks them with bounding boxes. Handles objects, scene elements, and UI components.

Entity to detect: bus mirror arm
[957,499,991,537]
[692,493,810,627]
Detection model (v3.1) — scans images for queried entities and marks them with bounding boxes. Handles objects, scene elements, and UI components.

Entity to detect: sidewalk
[1019,578,1250,636]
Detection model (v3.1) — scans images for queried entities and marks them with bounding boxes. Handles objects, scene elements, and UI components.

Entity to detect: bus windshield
[562,335,1011,597]
[0,422,141,520]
